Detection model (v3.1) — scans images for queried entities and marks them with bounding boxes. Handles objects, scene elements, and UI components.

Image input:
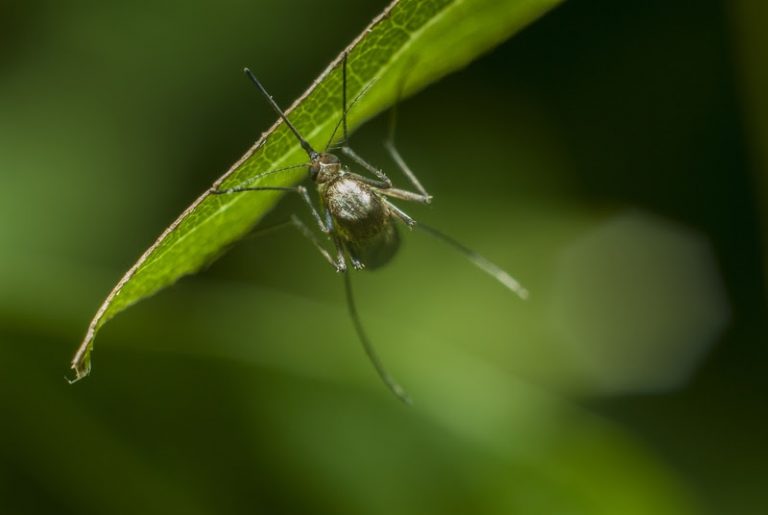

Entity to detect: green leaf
[70,0,563,380]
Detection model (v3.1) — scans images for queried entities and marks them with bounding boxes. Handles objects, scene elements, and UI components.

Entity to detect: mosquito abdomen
[346,223,400,270]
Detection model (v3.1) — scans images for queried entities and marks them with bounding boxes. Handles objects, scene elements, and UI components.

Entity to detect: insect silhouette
[211,52,527,403]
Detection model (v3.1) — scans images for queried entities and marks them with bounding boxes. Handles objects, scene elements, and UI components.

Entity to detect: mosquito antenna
[244,68,317,159]
[417,223,529,300]
[343,270,412,404]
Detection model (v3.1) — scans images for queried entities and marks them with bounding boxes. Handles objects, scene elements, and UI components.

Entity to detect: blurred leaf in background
[0,0,766,514]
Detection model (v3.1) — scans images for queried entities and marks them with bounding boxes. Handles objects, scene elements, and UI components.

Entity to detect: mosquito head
[309,152,341,183]
[243,67,317,159]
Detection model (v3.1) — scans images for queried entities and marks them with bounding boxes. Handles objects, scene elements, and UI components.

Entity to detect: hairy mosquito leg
[383,199,416,228]
[211,163,309,193]
[323,58,378,150]
[377,185,432,205]
[342,242,366,270]
[348,253,365,270]
[237,216,344,271]
[340,146,392,188]
[341,52,349,146]
[330,234,348,272]
[383,140,431,202]
[321,207,348,271]
[416,223,528,300]
[343,270,411,404]
[241,218,295,239]
[384,78,432,202]
[289,215,346,271]
[211,185,348,270]
[340,171,393,190]
[211,185,328,235]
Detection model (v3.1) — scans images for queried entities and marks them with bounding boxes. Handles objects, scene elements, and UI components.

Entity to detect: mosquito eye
[309,163,319,179]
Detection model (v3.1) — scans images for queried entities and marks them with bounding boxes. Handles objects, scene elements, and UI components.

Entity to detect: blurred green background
[1,0,766,513]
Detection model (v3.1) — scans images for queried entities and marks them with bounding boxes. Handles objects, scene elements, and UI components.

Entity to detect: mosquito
[211,52,527,403]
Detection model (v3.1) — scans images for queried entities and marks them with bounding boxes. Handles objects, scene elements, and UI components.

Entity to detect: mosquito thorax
[309,152,341,183]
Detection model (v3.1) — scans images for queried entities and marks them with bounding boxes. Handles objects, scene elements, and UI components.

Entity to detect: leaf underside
[70,0,563,380]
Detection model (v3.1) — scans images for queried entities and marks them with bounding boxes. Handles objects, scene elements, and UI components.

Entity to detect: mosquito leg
[383,141,431,202]
[382,199,416,228]
[240,218,295,240]
[341,51,349,146]
[348,253,365,270]
[210,163,309,193]
[289,215,346,271]
[324,56,379,151]
[340,146,392,188]
[232,213,345,272]
[211,185,328,235]
[343,270,411,404]
[377,185,432,205]
[416,223,528,300]
[384,80,432,202]
[339,173,428,206]
[342,241,366,270]
[212,184,348,270]
[330,234,347,272]
[323,207,348,271]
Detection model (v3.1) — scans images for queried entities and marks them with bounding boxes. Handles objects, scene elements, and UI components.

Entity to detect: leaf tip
[68,346,93,384]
